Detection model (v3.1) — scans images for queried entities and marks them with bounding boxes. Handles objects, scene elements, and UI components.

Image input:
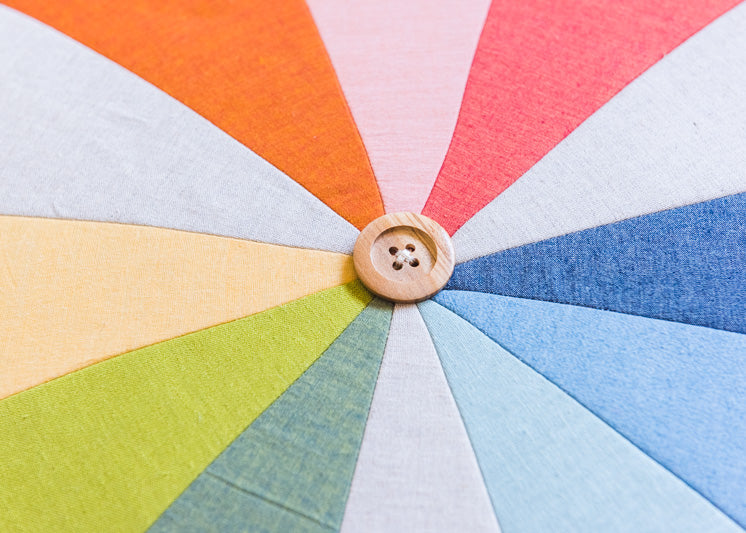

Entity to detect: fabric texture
[1,2,744,532]
[434,290,746,527]
[306,0,490,214]
[454,1,746,262]
[0,6,359,254]
[0,282,371,533]
[0,216,356,399]
[448,193,746,333]
[2,0,383,230]
[152,300,392,532]
[421,0,741,234]
[418,300,741,533]
[341,304,500,533]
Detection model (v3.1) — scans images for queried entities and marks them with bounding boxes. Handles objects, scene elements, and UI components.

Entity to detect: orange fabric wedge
[4,0,383,229]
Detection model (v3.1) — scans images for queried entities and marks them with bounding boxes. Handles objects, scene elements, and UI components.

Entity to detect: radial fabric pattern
[0,1,744,532]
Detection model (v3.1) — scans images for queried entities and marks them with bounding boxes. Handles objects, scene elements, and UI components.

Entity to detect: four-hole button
[353,212,455,303]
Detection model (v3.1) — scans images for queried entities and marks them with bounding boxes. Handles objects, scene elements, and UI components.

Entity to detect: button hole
[410,258,420,267]
[392,261,403,270]
[405,244,416,252]
[389,246,398,255]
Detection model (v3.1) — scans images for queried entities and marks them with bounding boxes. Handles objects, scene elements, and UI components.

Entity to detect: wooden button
[353,212,455,303]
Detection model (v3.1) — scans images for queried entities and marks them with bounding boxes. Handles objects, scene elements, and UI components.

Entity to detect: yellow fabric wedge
[0,216,356,399]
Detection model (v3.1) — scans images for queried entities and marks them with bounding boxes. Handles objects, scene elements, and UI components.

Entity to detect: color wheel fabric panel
[1,1,745,532]
[0,5,359,254]
[453,1,746,262]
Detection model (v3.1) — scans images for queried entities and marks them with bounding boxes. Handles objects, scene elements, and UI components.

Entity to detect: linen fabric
[152,300,392,532]
[422,0,742,234]
[341,304,500,533]
[0,216,356,399]
[2,0,383,230]
[448,193,746,333]
[0,282,371,532]
[306,0,490,214]
[0,1,744,532]
[434,290,746,527]
[454,1,746,262]
[419,300,741,533]
[0,5,359,254]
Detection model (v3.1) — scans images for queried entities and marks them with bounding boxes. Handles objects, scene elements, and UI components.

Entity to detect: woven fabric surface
[0,0,744,531]
[0,6,359,254]
[419,299,741,533]
[434,290,746,527]
[152,300,392,532]
[306,0,490,214]
[0,282,371,532]
[2,0,383,230]
[448,193,746,333]
[422,0,741,234]
[454,2,746,262]
[0,215,356,399]
[341,304,499,533]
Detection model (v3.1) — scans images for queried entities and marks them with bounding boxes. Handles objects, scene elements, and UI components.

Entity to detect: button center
[390,245,419,270]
